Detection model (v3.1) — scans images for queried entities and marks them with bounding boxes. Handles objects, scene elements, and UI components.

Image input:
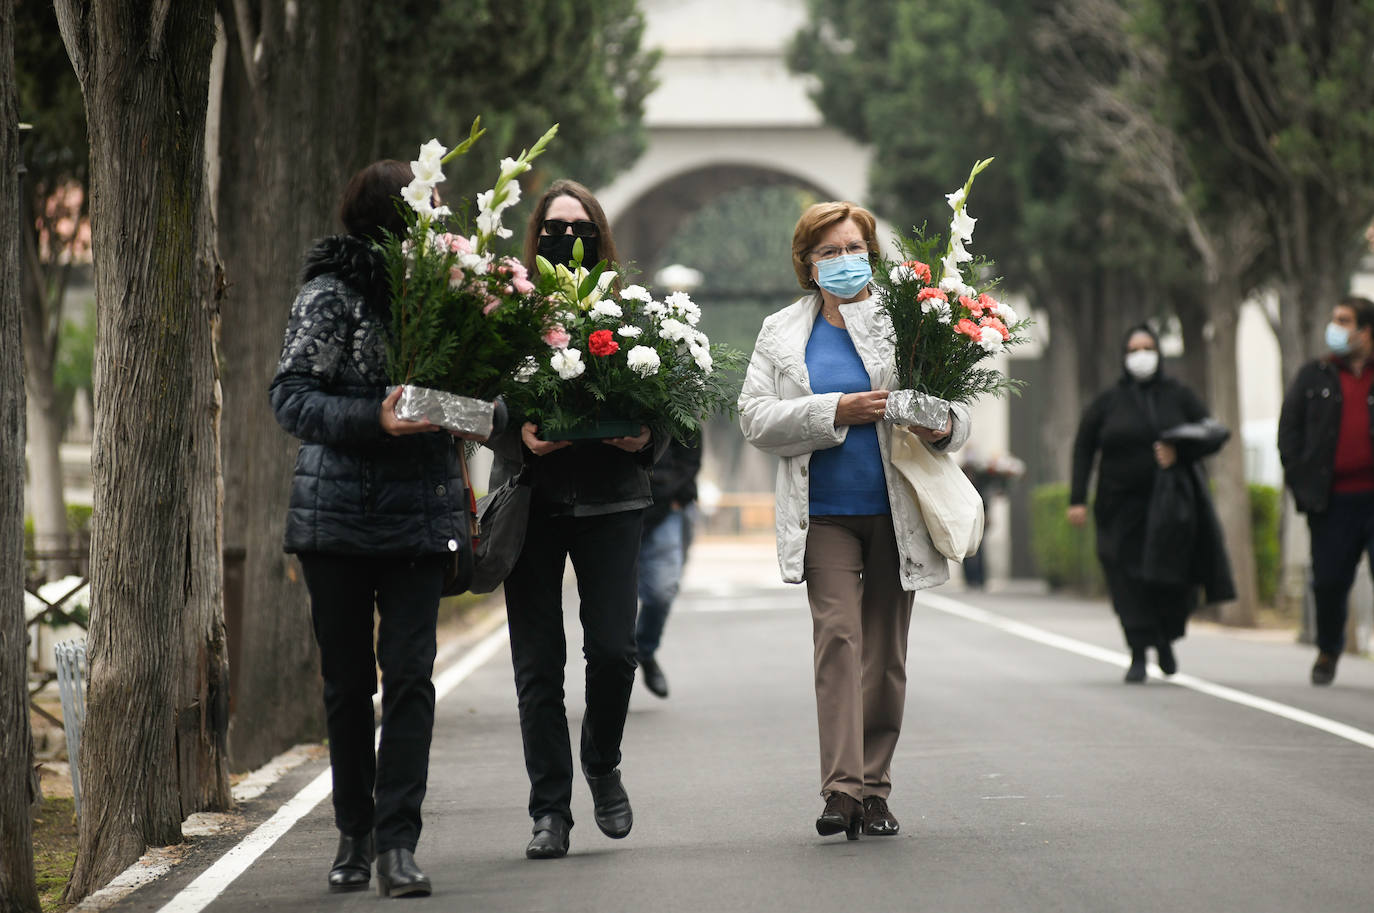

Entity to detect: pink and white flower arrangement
[501,248,742,440]
[873,158,1030,408]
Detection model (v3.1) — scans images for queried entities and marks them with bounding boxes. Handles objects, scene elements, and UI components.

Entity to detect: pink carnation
[917,287,948,303]
[959,295,984,318]
[903,260,933,284]
[980,315,1010,341]
[448,234,473,254]
[483,296,501,316]
[513,276,535,294]
[955,318,981,339]
[544,325,570,348]
[978,293,999,311]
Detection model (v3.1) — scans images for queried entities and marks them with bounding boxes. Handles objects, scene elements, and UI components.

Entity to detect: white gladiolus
[551,347,586,380]
[590,300,624,320]
[617,325,643,338]
[945,187,966,211]
[418,139,447,165]
[410,158,444,186]
[619,284,653,303]
[626,345,661,377]
[402,180,435,216]
[951,207,977,243]
[499,156,531,180]
[950,237,973,263]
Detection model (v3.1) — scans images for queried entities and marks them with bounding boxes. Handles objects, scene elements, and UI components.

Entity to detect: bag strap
[456,445,481,541]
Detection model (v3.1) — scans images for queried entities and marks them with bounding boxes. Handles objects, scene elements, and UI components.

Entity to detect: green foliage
[1029,483,1105,595]
[375,0,658,227]
[1249,483,1280,606]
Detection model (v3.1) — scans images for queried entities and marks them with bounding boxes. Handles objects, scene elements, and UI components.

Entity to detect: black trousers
[503,507,643,824]
[1308,491,1374,655]
[298,552,444,853]
[1102,564,1193,649]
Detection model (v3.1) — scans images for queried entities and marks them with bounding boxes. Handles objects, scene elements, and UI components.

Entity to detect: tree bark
[54,1,230,899]
[1204,277,1259,626]
[215,0,375,770]
[1,0,42,905]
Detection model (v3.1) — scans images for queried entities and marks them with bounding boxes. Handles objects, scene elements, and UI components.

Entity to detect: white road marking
[916,591,1374,751]
[151,622,511,913]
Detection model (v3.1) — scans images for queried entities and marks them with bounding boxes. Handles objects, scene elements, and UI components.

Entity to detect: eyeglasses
[811,241,868,262]
[541,219,599,238]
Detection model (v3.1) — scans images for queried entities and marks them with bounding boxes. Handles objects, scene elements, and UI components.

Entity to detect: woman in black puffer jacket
[270,160,504,898]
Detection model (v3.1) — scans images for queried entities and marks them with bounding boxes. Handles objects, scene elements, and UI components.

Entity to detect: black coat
[1277,357,1374,513]
[1071,374,1227,591]
[1140,421,1237,604]
[270,235,487,556]
[644,437,703,530]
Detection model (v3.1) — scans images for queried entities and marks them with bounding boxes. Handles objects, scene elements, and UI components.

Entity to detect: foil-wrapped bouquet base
[884,389,951,431]
[395,385,494,438]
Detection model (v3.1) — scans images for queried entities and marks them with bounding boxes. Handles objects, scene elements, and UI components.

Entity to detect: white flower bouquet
[382,120,563,434]
[501,248,743,441]
[872,158,1031,429]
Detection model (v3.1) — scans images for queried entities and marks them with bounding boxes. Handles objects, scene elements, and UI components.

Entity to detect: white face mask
[1124,349,1160,380]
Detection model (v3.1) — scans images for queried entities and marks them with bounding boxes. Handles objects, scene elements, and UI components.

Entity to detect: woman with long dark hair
[1068,323,1231,682]
[271,160,503,897]
[487,179,666,860]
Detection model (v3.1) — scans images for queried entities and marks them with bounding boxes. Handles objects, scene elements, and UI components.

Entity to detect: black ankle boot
[1157,641,1178,676]
[375,848,431,898]
[327,831,374,892]
[1124,647,1147,683]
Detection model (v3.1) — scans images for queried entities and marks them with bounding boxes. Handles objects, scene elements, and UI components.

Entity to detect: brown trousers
[803,515,915,801]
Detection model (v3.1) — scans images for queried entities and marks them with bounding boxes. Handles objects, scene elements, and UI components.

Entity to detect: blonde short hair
[790,202,879,290]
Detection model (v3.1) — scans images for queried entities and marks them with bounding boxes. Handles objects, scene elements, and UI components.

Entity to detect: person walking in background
[270,161,503,897]
[635,435,703,698]
[739,201,970,841]
[1278,296,1374,686]
[486,179,668,860]
[1068,324,1232,683]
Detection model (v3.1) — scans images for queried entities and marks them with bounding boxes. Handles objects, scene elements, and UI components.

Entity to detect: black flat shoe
[375,848,431,898]
[862,796,900,836]
[586,769,633,838]
[640,657,669,698]
[1124,647,1147,683]
[1312,652,1339,686]
[816,792,862,841]
[1157,641,1178,676]
[327,831,374,892]
[526,815,571,859]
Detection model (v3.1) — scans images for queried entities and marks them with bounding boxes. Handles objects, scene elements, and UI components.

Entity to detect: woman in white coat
[738,202,969,840]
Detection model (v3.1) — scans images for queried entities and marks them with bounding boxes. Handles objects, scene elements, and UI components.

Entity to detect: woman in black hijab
[1067,324,1231,682]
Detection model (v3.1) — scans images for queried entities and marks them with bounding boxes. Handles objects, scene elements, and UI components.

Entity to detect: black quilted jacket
[270,234,487,556]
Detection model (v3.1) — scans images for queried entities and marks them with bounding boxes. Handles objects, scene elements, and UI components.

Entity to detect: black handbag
[468,464,533,594]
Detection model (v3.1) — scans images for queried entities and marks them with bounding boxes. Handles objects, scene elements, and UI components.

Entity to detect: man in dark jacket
[1278,295,1374,685]
[635,436,703,698]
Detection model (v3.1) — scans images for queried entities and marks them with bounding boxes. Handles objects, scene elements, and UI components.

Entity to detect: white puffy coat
[737,293,970,591]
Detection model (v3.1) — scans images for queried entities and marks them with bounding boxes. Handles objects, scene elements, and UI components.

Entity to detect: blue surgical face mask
[815,253,872,299]
[1326,322,1351,355]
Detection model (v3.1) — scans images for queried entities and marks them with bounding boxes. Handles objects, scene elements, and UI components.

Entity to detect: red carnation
[589,329,620,357]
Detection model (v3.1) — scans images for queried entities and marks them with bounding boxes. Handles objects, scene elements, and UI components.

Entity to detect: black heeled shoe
[862,796,901,836]
[375,848,431,898]
[816,792,862,840]
[327,831,374,892]
[526,814,572,859]
[1124,647,1147,683]
[585,769,633,838]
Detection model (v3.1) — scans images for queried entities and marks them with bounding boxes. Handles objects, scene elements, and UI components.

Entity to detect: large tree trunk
[21,382,68,570]
[215,1,376,770]
[54,1,230,899]
[1,0,42,905]
[1204,277,1259,626]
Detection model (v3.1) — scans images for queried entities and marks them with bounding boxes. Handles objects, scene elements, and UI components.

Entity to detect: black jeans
[298,552,444,853]
[503,507,643,824]
[1308,491,1374,654]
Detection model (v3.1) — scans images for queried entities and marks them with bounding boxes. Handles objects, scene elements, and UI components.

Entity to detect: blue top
[804,315,890,516]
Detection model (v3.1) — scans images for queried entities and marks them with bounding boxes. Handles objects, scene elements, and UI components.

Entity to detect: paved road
[121,540,1374,913]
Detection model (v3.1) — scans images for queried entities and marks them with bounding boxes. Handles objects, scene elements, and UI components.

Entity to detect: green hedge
[1030,481,1282,605]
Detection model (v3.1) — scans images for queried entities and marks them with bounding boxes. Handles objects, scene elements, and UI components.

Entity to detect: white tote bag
[888,427,985,561]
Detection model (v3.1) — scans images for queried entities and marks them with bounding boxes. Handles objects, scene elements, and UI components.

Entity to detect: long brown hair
[522,179,621,274]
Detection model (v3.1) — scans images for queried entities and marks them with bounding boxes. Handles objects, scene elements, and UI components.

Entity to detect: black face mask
[537,232,599,268]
